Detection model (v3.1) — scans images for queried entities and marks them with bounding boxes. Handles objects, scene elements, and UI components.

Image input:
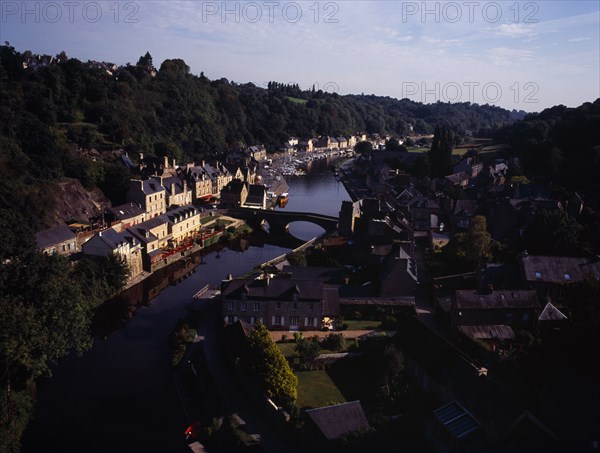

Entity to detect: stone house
[165,204,201,246]
[220,179,248,207]
[127,177,166,218]
[162,174,192,208]
[36,224,78,256]
[222,275,340,331]
[82,227,143,280]
[106,202,146,228]
[451,289,539,335]
[521,254,600,302]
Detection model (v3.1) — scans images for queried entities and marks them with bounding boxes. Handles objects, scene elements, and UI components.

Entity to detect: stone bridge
[226,208,338,235]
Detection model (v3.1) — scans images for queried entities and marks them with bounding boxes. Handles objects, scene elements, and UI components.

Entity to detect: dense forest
[495,100,600,197]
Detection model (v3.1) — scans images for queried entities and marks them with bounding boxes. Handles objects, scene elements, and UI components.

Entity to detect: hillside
[47,178,111,227]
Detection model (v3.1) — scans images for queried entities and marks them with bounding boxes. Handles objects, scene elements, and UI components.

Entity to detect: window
[241,291,247,301]
[241,301,247,311]
[309,303,314,311]
[250,316,256,325]
[292,303,298,310]
[290,316,298,326]
[564,273,571,281]
[227,316,234,324]
[292,292,299,301]
[276,302,281,309]
[227,301,233,310]
[273,315,282,325]
[253,302,260,311]
[535,271,542,279]
[523,313,530,322]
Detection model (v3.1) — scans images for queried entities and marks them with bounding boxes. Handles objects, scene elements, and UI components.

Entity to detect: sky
[1,1,599,112]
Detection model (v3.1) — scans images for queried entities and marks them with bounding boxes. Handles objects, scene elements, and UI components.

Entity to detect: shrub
[322,333,345,351]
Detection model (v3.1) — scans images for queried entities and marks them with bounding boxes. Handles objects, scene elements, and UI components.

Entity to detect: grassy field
[407,147,430,153]
[343,319,381,330]
[277,342,297,358]
[285,96,308,104]
[296,370,346,409]
[200,215,219,225]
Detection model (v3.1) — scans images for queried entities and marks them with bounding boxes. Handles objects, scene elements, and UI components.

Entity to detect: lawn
[407,147,430,153]
[285,96,308,104]
[343,319,381,330]
[200,215,219,225]
[277,342,297,358]
[296,370,346,409]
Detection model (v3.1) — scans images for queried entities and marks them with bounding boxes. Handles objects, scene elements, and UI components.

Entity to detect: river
[22,158,351,452]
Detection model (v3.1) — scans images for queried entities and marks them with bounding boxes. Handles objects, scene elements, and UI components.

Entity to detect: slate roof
[165,204,198,224]
[522,255,600,283]
[138,179,165,195]
[222,277,324,300]
[538,301,568,321]
[107,202,144,221]
[306,401,370,440]
[458,324,515,340]
[36,224,76,249]
[246,184,266,203]
[96,227,139,249]
[281,266,343,283]
[222,179,246,195]
[455,290,539,310]
[453,199,477,216]
[163,175,187,195]
[136,214,169,230]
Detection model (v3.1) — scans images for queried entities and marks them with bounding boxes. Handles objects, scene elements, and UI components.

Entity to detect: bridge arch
[226,208,338,236]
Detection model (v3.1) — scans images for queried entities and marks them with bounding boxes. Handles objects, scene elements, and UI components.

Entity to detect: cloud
[496,23,537,38]
[568,36,591,42]
[488,47,535,66]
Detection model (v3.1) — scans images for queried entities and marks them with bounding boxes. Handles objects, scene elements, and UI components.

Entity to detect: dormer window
[564,273,571,281]
[292,292,299,302]
[241,291,247,301]
[535,271,542,279]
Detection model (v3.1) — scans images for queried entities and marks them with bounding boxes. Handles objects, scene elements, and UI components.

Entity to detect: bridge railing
[259,236,318,269]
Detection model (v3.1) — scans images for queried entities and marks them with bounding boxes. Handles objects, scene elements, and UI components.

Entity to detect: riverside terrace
[226,207,338,235]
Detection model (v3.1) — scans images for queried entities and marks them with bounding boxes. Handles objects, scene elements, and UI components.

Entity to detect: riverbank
[120,215,245,292]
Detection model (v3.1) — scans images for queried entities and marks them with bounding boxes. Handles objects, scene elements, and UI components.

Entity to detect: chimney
[139,152,144,161]
[201,160,205,167]
[171,183,176,195]
[172,158,176,168]
[163,156,169,169]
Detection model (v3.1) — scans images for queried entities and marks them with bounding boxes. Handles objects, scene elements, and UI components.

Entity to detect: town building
[106,202,146,228]
[127,177,166,218]
[36,224,78,256]
[82,227,143,280]
[221,274,340,331]
[521,254,600,302]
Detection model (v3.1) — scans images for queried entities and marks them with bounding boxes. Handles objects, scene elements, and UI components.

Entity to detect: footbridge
[226,208,338,235]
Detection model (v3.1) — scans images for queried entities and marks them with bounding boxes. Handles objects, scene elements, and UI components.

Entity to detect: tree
[136,51,153,68]
[523,210,581,255]
[322,333,344,351]
[384,137,404,152]
[428,125,453,177]
[244,323,297,403]
[467,215,491,266]
[354,141,373,154]
[0,251,95,449]
[295,337,320,361]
